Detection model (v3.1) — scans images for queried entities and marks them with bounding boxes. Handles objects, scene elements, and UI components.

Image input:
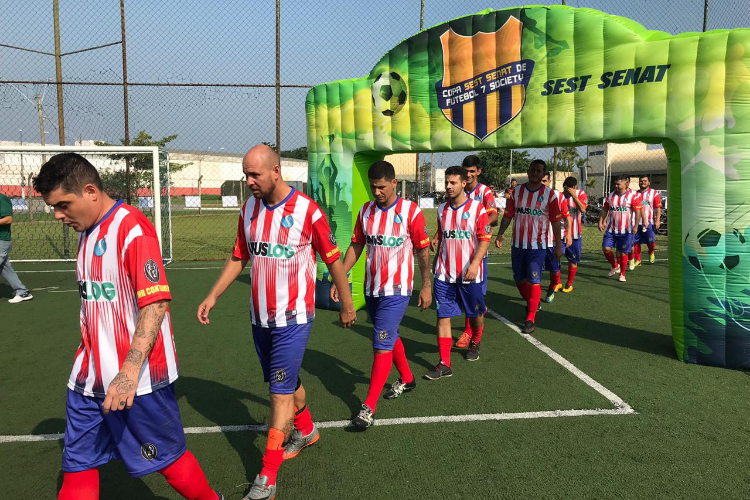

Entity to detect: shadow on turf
[35,419,171,500]
[0,282,13,299]
[303,348,369,414]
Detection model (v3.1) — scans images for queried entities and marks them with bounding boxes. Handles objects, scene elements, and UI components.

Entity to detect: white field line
[0,408,632,444]
[485,307,635,412]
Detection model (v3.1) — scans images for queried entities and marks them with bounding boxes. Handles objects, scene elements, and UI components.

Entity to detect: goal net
[0,145,172,263]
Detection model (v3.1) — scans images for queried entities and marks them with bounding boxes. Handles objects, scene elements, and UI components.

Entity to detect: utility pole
[509,149,513,186]
[19,130,24,200]
[120,0,132,205]
[275,0,281,155]
[53,0,65,146]
[703,0,709,32]
[415,0,425,203]
[36,94,47,165]
[552,146,558,190]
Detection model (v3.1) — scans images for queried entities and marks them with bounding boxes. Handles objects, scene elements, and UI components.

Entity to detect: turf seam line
[485,307,636,413]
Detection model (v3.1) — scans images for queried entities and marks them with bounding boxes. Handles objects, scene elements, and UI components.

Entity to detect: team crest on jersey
[394,213,403,224]
[485,224,491,233]
[144,259,160,283]
[462,212,471,220]
[93,239,107,257]
[329,233,337,245]
[141,443,157,461]
[538,195,545,202]
[489,201,495,208]
[378,330,389,341]
[281,215,294,228]
[435,16,534,141]
[274,369,287,383]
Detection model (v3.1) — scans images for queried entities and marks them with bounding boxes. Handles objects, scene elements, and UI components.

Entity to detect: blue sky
[1,0,747,158]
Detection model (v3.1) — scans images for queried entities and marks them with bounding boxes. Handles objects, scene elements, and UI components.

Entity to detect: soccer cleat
[562,284,574,293]
[465,341,480,361]
[544,290,555,303]
[243,475,276,500]
[216,493,225,500]
[424,362,453,380]
[383,377,416,400]
[607,266,620,277]
[628,259,635,271]
[521,320,535,334]
[283,424,319,459]
[634,260,642,268]
[619,274,627,282]
[352,404,374,429]
[554,283,563,293]
[454,331,472,348]
[649,253,656,264]
[8,292,33,303]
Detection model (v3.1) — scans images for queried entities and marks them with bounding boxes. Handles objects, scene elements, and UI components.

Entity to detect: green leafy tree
[477,149,531,187]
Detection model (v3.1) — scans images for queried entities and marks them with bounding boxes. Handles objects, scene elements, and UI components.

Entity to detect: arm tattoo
[123,349,143,367]
[122,301,168,372]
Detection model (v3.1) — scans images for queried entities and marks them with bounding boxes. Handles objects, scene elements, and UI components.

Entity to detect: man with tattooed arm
[34,154,222,500]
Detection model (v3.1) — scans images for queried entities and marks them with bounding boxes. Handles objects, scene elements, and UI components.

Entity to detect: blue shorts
[565,238,582,263]
[602,231,634,254]
[61,386,187,477]
[434,279,485,318]
[544,246,562,273]
[511,247,546,284]
[252,322,312,394]
[635,224,656,245]
[365,295,410,350]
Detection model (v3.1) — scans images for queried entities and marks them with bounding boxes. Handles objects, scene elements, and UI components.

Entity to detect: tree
[477,149,531,187]
[281,146,308,160]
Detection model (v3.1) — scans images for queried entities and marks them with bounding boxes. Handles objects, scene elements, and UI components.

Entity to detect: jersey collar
[263,187,296,211]
[86,199,123,236]
[376,196,400,212]
[448,197,470,211]
[466,183,482,196]
[523,183,544,194]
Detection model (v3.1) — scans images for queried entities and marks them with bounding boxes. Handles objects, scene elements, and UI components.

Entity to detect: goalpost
[0,145,172,263]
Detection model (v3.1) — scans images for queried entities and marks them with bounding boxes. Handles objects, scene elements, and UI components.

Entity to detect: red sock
[392,338,414,384]
[554,271,561,287]
[294,405,315,436]
[364,351,393,411]
[634,244,641,261]
[438,337,452,367]
[647,243,655,255]
[463,316,471,333]
[59,469,99,500]
[260,428,285,485]
[527,284,541,322]
[471,324,484,343]
[604,250,617,268]
[159,451,218,500]
[566,265,577,287]
[620,254,628,276]
[516,281,531,301]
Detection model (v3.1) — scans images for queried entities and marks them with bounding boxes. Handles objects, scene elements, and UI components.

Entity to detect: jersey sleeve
[503,192,515,219]
[311,208,341,264]
[351,209,366,244]
[436,211,444,243]
[558,194,571,218]
[548,196,563,222]
[578,190,589,210]
[0,195,12,217]
[232,210,251,260]
[483,190,498,214]
[603,197,610,210]
[476,209,491,241]
[124,222,171,308]
[632,193,644,211]
[409,209,431,249]
[653,193,662,208]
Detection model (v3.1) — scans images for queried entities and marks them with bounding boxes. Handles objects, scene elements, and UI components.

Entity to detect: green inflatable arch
[306,5,750,368]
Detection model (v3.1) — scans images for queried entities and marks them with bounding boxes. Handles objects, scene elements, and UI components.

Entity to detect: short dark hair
[33,153,103,195]
[445,165,467,182]
[529,159,547,172]
[639,174,650,180]
[368,160,395,181]
[616,174,630,182]
[510,178,518,184]
[542,171,551,180]
[462,155,481,169]
[563,176,578,188]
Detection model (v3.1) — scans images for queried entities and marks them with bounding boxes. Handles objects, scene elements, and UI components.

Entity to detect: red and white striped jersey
[561,189,588,240]
[351,197,430,297]
[233,188,340,327]
[71,201,177,398]
[603,190,643,234]
[434,199,491,283]
[503,184,563,249]
[551,190,571,239]
[638,188,662,225]
[466,182,498,215]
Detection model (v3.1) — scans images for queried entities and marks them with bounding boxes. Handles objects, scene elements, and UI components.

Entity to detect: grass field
[2,255,749,499]
[8,207,669,262]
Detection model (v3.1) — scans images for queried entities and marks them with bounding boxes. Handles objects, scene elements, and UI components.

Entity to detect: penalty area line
[485,307,636,413]
[0,408,634,444]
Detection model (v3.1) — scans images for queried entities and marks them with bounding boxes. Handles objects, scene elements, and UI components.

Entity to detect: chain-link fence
[1,0,744,261]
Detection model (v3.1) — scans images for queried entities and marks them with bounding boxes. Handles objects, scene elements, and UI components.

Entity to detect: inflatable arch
[305,5,750,368]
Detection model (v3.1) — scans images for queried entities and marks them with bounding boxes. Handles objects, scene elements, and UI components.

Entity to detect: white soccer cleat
[619,274,627,282]
[608,267,620,277]
[8,293,33,303]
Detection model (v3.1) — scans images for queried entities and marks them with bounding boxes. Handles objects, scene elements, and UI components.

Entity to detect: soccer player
[495,160,563,334]
[33,154,222,500]
[453,155,497,348]
[0,192,33,303]
[329,160,432,429]
[541,172,571,303]
[633,174,662,265]
[197,144,355,500]
[599,175,643,282]
[560,177,589,293]
[428,166,491,379]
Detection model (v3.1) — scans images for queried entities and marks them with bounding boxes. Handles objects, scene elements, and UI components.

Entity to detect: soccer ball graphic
[372,71,407,116]
[684,205,750,274]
